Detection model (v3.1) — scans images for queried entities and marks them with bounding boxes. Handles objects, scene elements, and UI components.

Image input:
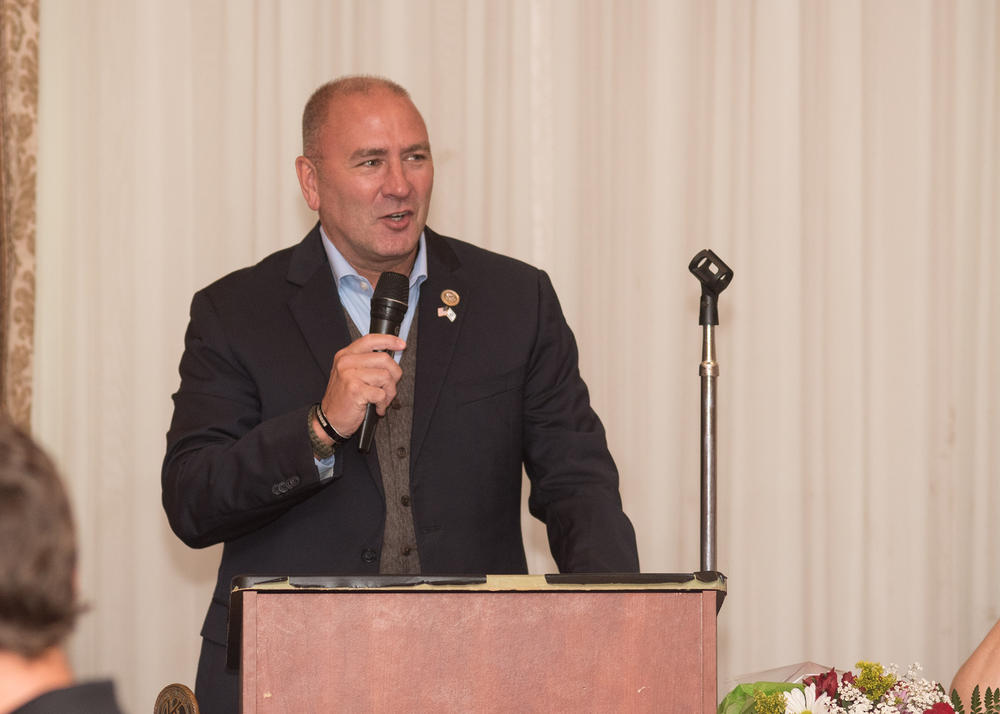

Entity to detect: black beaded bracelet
[312,402,351,445]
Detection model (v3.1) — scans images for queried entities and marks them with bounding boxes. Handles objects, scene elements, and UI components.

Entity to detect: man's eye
[405,153,428,162]
[360,158,381,168]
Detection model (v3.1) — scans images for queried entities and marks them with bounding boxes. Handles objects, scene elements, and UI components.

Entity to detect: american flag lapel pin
[438,289,459,322]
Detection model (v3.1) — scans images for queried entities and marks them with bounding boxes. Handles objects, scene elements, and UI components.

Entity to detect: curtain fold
[0,0,38,428]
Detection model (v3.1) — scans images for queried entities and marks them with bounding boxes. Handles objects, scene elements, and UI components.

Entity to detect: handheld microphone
[357,271,409,453]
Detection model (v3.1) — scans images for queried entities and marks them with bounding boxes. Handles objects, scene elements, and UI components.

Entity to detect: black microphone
[357,271,409,453]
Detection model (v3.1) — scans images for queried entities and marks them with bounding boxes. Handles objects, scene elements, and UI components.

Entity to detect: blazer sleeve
[522,271,640,573]
[161,288,338,549]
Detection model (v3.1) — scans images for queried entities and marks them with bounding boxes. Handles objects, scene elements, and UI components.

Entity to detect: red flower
[842,670,856,686]
[803,669,840,700]
[924,703,955,713]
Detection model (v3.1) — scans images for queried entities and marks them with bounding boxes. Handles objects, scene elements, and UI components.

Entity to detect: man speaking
[162,75,639,712]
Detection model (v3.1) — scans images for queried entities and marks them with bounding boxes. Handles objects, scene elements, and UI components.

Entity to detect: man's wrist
[307,404,336,460]
[310,402,352,449]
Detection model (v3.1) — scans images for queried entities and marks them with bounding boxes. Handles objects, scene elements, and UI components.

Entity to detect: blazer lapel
[286,224,384,496]
[411,229,467,471]
[286,225,351,379]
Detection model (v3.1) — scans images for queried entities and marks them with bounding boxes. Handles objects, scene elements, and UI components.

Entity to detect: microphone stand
[688,249,733,574]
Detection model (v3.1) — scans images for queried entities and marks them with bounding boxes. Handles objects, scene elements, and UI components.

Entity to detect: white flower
[784,683,835,714]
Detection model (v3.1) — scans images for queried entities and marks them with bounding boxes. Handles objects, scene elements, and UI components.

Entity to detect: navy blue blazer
[162,225,639,647]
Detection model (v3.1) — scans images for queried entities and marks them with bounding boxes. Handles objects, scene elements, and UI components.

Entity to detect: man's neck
[0,647,74,714]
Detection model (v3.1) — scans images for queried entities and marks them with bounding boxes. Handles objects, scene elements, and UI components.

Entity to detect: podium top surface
[230,571,727,594]
[226,572,726,669]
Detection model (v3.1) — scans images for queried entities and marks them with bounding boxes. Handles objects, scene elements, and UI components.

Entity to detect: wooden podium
[228,573,725,713]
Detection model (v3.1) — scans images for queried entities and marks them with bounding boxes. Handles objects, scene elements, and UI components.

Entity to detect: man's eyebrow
[347,143,430,162]
[404,142,431,155]
[349,147,388,161]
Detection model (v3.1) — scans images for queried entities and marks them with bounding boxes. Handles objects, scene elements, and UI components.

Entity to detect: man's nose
[382,159,412,199]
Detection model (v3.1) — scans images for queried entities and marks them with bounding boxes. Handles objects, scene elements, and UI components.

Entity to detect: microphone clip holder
[689,249,733,326]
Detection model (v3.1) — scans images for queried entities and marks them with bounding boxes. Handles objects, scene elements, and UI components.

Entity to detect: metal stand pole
[689,250,733,574]
[700,323,718,573]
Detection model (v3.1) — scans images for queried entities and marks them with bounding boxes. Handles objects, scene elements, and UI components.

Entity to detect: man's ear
[295,156,321,211]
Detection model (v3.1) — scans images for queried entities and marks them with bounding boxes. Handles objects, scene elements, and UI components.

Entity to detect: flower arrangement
[719,661,998,714]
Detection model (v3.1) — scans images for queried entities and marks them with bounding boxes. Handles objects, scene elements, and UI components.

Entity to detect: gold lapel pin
[440,289,460,307]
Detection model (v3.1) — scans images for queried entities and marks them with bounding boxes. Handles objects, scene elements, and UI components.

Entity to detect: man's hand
[315,333,406,442]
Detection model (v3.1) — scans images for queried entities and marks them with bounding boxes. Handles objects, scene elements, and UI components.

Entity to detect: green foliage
[951,687,965,714]
[717,682,799,714]
[951,685,1000,714]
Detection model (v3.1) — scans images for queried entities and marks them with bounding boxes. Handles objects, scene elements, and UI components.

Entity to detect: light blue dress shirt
[313,226,428,478]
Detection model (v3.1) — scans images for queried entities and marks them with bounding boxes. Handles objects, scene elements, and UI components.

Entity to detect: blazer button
[361,548,378,564]
[288,476,300,488]
[271,483,284,496]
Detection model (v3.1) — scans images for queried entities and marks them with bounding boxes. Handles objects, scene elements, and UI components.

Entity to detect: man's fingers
[342,333,406,355]
[341,352,404,376]
[349,377,397,411]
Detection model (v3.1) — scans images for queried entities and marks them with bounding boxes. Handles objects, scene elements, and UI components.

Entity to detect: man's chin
[323,221,424,277]
[366,231,422,272]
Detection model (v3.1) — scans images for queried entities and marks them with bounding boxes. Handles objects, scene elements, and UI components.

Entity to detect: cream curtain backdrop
[33,0,998,711]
